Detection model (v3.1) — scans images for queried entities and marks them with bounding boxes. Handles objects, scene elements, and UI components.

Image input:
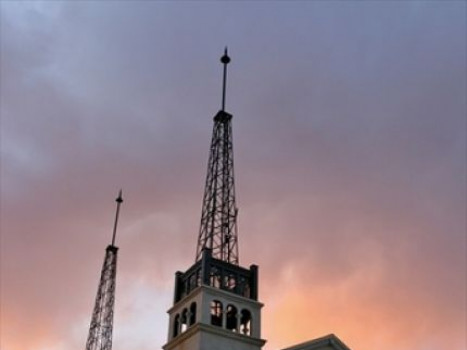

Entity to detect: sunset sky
[1,1,465,350]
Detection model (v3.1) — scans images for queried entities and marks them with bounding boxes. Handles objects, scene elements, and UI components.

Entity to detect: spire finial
[111,189,123,247]
[221,47,231,111]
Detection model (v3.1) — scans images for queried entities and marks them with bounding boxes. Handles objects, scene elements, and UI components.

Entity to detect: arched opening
[240,309,252,336]
[189,302,197,326]
[181,308,188,333]
[173,314,180,338]
[210,300,223,327]
[226,304,238,332]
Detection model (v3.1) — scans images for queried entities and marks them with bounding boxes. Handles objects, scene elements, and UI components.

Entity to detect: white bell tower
[163,249,265,350]
[163,50,266,350]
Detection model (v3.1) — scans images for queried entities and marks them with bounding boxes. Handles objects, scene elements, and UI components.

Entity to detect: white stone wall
[200,285,263,338]
[164,285,265,350]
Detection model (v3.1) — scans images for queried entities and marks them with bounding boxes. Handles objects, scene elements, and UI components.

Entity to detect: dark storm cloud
[0,2,465,350]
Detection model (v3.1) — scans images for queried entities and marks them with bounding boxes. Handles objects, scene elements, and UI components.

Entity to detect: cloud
[0,2,465,350]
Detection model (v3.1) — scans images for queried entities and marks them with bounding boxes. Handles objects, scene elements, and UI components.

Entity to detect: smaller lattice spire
[85,191,123,350]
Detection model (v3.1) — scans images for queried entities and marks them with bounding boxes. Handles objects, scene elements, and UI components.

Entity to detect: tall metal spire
[85,190,123,350]
[196,49,239,265]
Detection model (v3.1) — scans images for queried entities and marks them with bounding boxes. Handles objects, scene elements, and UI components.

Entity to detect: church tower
[163,50,266,350]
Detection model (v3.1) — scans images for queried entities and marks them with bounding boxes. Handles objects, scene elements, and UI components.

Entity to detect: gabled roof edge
[281,333,352,350]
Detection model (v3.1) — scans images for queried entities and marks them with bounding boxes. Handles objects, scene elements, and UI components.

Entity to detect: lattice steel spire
[196,48,239,265]
[85,190,123,350]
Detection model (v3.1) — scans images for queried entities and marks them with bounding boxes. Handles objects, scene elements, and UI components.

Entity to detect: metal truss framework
[196,110,239,265]
[196,50,239,265]
[85,245,118,350]
[85,191,123,350]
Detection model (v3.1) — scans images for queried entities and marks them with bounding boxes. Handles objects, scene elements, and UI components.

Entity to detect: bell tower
[163,50,266,350]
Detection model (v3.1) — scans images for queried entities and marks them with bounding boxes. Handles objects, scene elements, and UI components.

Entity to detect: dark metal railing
[174,249,258,303]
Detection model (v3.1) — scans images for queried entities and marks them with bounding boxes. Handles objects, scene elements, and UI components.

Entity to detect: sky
[0,1,466,350]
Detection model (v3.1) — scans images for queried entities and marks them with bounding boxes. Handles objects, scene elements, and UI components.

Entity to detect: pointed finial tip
[116,189,123,203]
[221,47,231,64]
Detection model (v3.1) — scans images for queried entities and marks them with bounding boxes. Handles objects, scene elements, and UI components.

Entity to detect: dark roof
[281,334,352,350]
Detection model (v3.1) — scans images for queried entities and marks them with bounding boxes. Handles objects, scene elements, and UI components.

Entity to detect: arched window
[181,308,188,333]
[189,302,197,326]
[173,314,180,338]
[240,309,252,336]
[226,304,238,332]
[210,300,223,327]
